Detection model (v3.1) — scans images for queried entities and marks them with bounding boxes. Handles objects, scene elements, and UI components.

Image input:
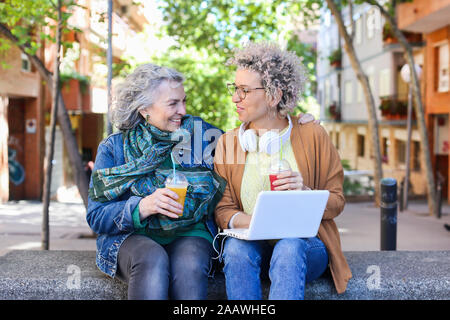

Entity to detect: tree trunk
[369,0,438,217]
[107,0,113,136]
[0,22,89,208]
[0,95,9,203]
[325,0,384,206]
[42,0,62,250]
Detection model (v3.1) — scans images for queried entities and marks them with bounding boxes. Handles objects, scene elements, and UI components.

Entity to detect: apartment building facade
[316,3,427,197]
[397,0,450,199]
[0,0,149,202]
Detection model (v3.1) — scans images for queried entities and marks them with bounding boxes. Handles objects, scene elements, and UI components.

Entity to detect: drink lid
[269,158,291,173]
[165,172,188,186]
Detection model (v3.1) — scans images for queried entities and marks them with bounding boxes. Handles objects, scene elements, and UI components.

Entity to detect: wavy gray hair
[227,41,307,117]
[110,63,185,131]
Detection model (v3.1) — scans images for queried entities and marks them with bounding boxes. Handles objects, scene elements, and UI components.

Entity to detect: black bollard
[380,178,397,251]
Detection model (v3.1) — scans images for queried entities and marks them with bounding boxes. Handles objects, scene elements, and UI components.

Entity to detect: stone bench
[0,250,449,300]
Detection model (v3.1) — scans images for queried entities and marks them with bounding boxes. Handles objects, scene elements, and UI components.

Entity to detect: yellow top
[240,126,299,216]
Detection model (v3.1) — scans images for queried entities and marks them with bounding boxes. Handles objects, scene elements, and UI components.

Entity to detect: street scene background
[1,1,450,256]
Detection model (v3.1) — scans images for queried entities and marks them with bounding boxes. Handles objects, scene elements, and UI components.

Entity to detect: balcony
[379,95,412,120]
[59,73,91,113]
[327,103,341,121]
[397,0,450,33]
[382,22,423,46]
[328,48,342,69]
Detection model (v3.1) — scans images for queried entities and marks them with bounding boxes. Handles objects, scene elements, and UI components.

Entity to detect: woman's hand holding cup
[138,188,183,220]
[271,170,307,191]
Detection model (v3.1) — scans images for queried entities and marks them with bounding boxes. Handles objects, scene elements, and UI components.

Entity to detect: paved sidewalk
[0,200,96,256]
[0,198,449,256]
[336,200,450,251]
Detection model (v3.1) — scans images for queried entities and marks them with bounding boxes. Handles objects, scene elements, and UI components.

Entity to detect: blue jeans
[116,234,213,300]
[222,237,329,300]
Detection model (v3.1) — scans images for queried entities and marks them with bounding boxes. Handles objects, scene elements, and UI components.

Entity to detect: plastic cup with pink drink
[269,159,291,191]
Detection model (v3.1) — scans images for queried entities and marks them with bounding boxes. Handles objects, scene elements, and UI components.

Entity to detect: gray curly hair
[227,41,307,117]
[110,63,184,131]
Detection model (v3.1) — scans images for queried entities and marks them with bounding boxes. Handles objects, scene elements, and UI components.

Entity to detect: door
[7,98,26,200]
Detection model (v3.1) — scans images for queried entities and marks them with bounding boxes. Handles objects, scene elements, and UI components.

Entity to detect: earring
[269,106,277,119]
[146,114,150,123]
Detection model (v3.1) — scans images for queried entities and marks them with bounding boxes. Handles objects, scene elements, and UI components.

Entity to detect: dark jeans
[116,234,213,300]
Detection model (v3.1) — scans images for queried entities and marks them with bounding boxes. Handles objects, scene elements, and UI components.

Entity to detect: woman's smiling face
[140,80,187,132]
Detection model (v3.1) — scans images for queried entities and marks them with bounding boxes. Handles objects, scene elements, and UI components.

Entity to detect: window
[357,82,363,103]
[366,9,381,39]
[379,69,391,96]
[21,53,31,72]
[438,43,449,92]
[368,73,376,96]
[355,17,362,45]
[434,115,449,155]
[336,131,340,150]
[324,79,330,107]
[413,141,421,170]
[324,10,331,27]
[366,11,375,40]
[324,33,330,52]
[366,8,381,41]
[382,137,389,163]
[345,80,353,104]
[357,134,365,157]
[330,84,334,103]
[396,140,406,164]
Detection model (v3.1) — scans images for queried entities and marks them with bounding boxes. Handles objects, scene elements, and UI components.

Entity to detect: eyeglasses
[226,83,265,100]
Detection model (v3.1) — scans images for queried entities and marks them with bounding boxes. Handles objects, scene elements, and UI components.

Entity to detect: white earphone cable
[212,232,229,262]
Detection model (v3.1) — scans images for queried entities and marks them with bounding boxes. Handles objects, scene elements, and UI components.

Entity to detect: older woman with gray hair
[213,42,352,299]
[86,63,227,300]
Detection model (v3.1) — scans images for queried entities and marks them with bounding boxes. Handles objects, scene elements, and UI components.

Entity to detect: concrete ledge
[0,250,449,300]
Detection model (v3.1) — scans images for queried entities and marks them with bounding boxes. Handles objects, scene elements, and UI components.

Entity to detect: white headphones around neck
[239,115,293,155]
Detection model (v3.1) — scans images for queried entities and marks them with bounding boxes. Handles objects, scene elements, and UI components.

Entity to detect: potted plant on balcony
[328,48,342,68]
[396,100,407,117]
[379,96,391,117]
[379,96,409,119]
[383,23,422,45]
[382,23,397,44]
[327,102,341,121]
[60,71,90,111]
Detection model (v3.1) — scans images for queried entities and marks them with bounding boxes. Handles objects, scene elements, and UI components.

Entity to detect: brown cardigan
[213,116,352,294]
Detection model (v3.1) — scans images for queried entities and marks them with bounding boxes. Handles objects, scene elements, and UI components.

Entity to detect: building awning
[397,0,450,33]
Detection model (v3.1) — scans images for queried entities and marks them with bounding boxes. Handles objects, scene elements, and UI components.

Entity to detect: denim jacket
[86,117,223,278]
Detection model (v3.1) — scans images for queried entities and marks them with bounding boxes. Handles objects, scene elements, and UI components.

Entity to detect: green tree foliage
[154,47,238,131]
[159,0,282,54]
[155,0,320,130]
[0,0,79,60]
[286,32,318,115]
[0,0,90,207]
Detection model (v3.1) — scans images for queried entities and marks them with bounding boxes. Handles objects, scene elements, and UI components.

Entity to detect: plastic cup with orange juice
[164,172,188,216]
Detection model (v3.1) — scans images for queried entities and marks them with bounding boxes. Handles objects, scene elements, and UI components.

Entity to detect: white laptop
[223,190,329,240]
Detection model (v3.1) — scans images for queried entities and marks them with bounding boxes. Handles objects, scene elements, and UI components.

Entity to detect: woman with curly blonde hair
[213,42,352,299]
